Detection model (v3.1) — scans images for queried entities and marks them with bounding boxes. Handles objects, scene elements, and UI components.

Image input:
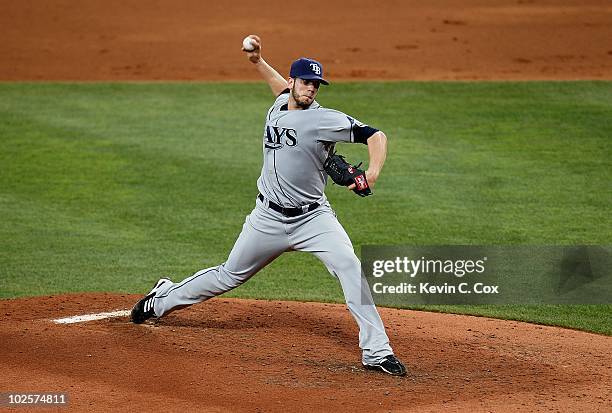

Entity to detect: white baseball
[242,36,256,52]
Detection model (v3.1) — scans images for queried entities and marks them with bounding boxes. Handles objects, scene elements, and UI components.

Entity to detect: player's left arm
[364,131,387,187]
[348,131,387,190]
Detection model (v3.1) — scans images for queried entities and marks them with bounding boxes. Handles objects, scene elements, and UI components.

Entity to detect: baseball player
[131,35,406,376]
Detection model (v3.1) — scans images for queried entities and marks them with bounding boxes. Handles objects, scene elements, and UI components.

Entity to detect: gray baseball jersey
[150,91,395,364]
[258,92,368,206]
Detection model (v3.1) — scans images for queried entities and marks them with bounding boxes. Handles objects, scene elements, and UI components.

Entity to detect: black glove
[323,153,372,197]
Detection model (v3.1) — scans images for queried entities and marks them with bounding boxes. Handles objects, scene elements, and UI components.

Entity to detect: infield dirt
[1,294,611,412]
[1,1,611,412]
[1,0,611,81]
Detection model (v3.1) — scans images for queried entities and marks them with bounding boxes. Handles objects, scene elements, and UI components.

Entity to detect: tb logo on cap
[310,63,321,75]
[289,58,329,84]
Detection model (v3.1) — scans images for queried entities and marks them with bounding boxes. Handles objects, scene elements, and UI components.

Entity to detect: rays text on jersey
[264,125,297,149]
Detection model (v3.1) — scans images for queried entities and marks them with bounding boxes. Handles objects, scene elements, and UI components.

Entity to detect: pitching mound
[1,294,609,412]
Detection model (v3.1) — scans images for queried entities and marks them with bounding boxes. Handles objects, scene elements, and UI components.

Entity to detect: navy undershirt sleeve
[353,124,379,145]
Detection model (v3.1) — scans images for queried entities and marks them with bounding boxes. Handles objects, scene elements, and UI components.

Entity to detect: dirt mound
[1,294,609,411]
[1,0,610,81]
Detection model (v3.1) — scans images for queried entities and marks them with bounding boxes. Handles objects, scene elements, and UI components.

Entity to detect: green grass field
[1,82,610,334]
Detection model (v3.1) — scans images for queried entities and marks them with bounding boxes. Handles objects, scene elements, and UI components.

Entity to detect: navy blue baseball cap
[289,57,329,85]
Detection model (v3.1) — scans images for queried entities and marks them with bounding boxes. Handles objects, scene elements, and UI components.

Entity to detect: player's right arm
[243,35,288,96]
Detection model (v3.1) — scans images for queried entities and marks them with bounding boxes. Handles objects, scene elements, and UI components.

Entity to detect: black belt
[258,194,320,217]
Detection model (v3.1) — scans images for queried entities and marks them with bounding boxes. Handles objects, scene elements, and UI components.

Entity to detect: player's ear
[287,77,295,89]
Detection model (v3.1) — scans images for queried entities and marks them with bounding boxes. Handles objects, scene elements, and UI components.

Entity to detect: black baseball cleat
[130,278,172,324]
[363,355,407,376]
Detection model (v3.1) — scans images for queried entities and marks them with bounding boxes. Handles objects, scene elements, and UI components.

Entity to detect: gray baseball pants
[153,196,394,364]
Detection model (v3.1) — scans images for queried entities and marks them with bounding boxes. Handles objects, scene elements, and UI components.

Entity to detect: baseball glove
[323,153,372,197]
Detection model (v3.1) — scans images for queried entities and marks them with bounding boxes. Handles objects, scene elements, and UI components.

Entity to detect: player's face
[290,77,320,109]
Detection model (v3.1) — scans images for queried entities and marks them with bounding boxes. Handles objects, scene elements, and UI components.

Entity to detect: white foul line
[52,310,131,324]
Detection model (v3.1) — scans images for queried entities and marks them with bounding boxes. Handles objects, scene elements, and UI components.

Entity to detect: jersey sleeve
[317,109,379,145]
[266,91,290,120]
[273,90,290,108]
